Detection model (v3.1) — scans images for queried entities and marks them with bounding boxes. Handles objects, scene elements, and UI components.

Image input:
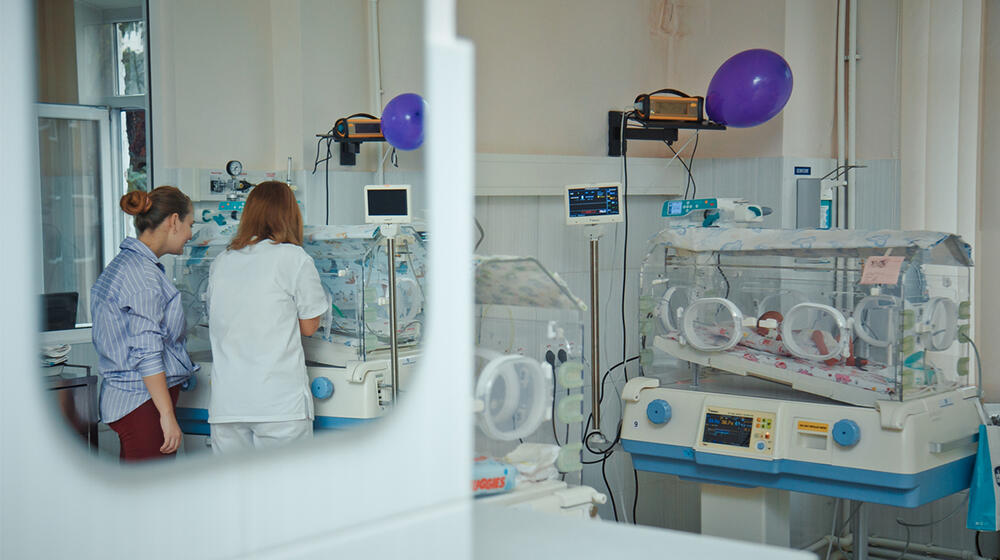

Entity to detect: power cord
[664,131,700,200]
[892,492,969,559]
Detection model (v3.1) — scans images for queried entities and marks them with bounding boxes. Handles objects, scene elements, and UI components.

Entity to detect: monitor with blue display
[565,183,624,225]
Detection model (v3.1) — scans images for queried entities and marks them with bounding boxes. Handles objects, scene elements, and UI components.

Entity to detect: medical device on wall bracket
[662,197,773,227]
[564,183,623,435]
[633,89,704,122]
[816,164,868,229]
[608,89,725,156]
[208,159,255,198]
[317,113,385,166]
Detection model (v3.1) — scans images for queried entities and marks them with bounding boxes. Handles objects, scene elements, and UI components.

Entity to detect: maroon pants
[109,385,181,462]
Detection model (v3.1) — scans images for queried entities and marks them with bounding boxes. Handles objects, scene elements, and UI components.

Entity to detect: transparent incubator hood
[473,255,587,470]
[172,223,427,366]
[638,226,974,407]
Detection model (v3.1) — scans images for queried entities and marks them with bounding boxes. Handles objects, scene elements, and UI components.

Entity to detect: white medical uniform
[206,240,329,453]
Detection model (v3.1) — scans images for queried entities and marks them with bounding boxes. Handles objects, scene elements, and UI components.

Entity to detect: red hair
[229,181,303,250]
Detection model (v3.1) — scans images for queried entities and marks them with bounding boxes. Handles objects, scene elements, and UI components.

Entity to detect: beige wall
[152,0,423,174]
[856,0,902,160]
[152,0,278,170]
[36,0,79,104]
[457,0,846,160]
[152,0,885,170]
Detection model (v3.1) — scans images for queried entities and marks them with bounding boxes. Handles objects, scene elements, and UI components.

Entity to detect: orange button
[765,433,771,439]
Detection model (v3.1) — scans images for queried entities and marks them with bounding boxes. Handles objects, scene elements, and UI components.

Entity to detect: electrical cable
[600,448,621,522]
[832,501,862,557]
[688,130,699,199]
[892,492,969,559]
[324,141,331,225]
[823,498,842,560]
[621,117,631,385]
[665,134,699,200]
[312,113,379,225]
[474,217,485,251]
[717,254,730,298]
[632,464,639,524]
[961,333,983,387]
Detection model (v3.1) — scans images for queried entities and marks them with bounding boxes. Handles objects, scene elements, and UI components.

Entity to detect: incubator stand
[622,226,980,548]
[171,223,427,438]
[473,256,606,518]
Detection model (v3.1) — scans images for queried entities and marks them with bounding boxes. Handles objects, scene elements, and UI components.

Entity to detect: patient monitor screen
[702,412,753,448]
[566,184,623,224]
[367,189,408,216]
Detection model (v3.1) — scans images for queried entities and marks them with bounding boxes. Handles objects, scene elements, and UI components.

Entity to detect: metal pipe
[808,533,985,560]
[368,0,385,184]
[868,536,985,560]
[850,501,868,560]
[847,0,858,230]
[836,0,847,228]
[387,236,400,401]
[590,236,601,431]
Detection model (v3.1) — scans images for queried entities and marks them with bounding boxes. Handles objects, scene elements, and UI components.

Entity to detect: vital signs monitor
[364,184,412,224]
[565,183,623,225]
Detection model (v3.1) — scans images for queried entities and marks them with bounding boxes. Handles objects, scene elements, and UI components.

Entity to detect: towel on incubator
[503,443,561,483]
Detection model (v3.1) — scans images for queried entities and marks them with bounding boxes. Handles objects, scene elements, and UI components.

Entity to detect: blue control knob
[311,377,334,400]
[646,399,672,425]
[180,375,197,392]
[833,419,861,447]
[756,441,766,450]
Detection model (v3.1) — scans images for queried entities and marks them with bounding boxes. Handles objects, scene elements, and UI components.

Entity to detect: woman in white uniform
[206,181,329,453]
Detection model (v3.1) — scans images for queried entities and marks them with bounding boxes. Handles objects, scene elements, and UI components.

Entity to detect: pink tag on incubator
[860,256,904,285]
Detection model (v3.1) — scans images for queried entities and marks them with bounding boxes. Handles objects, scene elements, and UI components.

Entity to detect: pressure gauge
[225,160,243,177]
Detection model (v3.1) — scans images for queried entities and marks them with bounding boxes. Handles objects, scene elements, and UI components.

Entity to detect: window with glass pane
[115,21,145,96]
[120,109,147,193]
[38,117,104,325]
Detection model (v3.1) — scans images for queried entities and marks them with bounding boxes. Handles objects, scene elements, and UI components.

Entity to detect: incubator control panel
[697,405,776,457]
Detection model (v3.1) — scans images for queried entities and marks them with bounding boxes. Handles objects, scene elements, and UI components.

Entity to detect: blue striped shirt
[91,237,197,423]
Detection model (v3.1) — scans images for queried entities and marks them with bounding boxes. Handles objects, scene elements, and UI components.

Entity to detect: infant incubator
[171,223,428,436]
[622,225,980,512]
[638,226,973,406]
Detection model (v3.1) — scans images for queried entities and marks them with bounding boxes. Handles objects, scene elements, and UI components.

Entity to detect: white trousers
[210,419,313,454]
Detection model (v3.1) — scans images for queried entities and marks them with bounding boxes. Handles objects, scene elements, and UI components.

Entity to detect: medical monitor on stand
[564,183,622,436]
[365,184,412,225]
[565,183,623,225]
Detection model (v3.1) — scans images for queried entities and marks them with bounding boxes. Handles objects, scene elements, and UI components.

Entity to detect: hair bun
[120,191,153,216]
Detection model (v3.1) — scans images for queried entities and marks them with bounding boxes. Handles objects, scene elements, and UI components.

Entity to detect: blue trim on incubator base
[622,439,974,508]
[176,408,375,434]
[176,407,210,435]
[313,416,374,430]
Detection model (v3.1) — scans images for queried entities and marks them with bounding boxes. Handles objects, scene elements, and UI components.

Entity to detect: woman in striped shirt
[91,186,197,461]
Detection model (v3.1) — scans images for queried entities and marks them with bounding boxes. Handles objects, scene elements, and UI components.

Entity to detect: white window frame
[36,103,122,301]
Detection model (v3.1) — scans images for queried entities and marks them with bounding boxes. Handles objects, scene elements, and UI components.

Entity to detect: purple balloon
[705,49,793,128]
[381,93,426,150]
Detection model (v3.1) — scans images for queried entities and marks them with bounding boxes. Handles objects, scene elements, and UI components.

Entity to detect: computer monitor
[41,292,78,331]
[364,184,412,224]
[565,183,624,225]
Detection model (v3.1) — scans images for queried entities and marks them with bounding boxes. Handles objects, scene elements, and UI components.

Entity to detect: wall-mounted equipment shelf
[607,111,726,157]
